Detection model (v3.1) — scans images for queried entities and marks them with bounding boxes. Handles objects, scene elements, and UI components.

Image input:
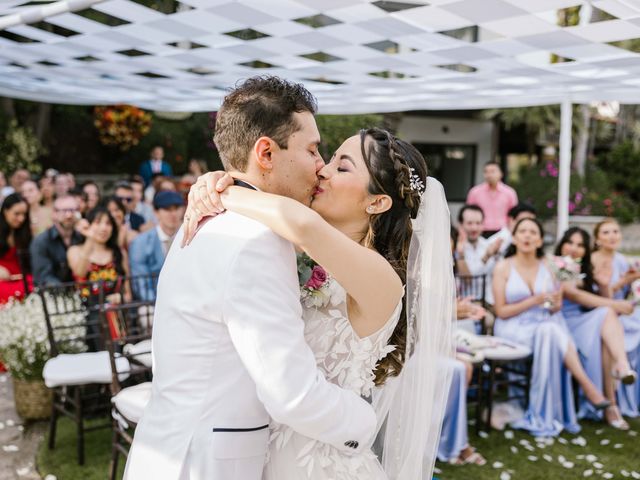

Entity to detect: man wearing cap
[129,191,185,300]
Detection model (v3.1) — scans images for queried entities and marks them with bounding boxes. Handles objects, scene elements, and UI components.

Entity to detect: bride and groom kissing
[124,76,456,480]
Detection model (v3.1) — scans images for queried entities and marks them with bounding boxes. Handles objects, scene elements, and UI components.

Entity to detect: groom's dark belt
[212,424,269,433]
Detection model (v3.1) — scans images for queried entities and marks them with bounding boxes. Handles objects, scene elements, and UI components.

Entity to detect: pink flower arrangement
[546,255,584,282]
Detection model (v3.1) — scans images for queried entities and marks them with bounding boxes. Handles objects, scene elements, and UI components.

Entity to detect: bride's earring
[366,206,374,214]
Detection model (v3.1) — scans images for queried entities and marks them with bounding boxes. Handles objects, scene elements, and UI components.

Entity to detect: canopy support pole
[557,99,572,240]
[0,0,105,30]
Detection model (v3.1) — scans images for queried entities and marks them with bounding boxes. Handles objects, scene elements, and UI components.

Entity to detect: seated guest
[105,196,139,249]
[30,194,83,286]
[129,191,184,300]
[438,298,486,466]
[488,202,537,259]
[455,204,503,304]
[492,218,609,436]
[556,227,636,429]
[114,181,147,231]
[68,206,130,350]
[68,188,87,217]
[54,172,71,198]
[20,179,53,235]
[39,176,55,209]
[0,193,32,303]
[68,206,129,284]
[81,181,101,212]
[129,175,156,225]
[591,218,640,418]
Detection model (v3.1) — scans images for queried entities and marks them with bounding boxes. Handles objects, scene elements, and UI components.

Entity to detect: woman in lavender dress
[592,218,640,419]
[555,227,636,429]
[492,218,609,437]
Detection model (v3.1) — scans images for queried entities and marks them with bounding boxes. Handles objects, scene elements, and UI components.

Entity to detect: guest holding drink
[556,227,636,429]
[492,218,609,436]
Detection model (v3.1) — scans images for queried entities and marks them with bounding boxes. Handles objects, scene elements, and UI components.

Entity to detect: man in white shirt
[455,204,503,305]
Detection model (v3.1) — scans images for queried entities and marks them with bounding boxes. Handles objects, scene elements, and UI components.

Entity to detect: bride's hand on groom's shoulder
[181,171,233,247]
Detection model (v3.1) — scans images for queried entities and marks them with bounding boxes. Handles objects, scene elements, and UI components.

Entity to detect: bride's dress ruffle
[264,278,401,480]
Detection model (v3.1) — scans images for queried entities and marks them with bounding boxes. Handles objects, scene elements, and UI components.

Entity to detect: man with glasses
[30,194,83,286]
[114,181,147,231]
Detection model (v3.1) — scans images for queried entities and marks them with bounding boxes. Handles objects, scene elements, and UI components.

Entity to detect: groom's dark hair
[214,76,318,172]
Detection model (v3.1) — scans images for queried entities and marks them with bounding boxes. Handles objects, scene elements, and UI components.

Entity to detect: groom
[124,77,377,479]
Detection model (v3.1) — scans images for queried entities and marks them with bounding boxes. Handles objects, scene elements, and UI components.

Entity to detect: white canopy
[1,0,640,113]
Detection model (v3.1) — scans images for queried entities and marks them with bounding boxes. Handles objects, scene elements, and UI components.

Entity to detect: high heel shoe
[605,405,630,431]
[612,369,637,385]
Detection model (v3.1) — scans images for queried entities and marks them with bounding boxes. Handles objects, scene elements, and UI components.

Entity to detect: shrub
[515,159,637,223]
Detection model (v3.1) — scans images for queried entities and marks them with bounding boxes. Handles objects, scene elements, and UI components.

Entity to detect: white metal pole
[0,0,105,31]
[557,99,572,239]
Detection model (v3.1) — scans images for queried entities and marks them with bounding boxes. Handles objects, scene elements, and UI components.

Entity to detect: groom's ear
[254,136,275,171]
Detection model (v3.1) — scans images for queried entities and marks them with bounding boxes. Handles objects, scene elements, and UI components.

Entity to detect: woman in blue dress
[556,227,636,429]
[492,218,609,437]
[592,218,640,419]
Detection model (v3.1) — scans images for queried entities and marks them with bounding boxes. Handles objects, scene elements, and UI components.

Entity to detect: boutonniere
[297,253,335,308]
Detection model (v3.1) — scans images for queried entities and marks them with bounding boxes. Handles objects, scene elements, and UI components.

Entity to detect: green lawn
[37,417,124,480]
[436,418,640,480]
[37,416,640,479]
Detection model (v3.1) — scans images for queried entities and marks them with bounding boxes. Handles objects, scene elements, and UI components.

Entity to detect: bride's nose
[318,163,331,180]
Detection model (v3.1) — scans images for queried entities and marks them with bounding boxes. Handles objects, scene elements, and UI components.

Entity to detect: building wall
[397,115,495,223]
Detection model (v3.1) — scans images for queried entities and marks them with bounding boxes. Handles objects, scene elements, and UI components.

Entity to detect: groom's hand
[182,171,233,246]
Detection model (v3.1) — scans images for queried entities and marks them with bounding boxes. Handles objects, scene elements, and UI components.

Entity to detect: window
[413,143,476,202]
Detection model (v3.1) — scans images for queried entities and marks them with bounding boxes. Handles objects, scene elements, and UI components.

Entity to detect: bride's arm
[220,186,403,337]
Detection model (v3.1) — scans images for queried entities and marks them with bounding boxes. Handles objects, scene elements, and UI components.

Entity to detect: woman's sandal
[605,405,630,431]
[449,446,487,466]
[612,369,637,386]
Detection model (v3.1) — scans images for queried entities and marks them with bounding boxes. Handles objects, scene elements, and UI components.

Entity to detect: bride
[182,128,455,479]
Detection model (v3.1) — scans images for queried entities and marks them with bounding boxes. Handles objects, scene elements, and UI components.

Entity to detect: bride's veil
[371,176,456,479]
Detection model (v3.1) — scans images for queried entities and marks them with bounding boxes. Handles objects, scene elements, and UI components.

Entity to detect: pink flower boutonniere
[297,254,338,308]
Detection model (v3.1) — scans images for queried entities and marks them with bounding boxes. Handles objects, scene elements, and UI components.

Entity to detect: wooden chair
[39,280,118,465]
[100,299,154,480]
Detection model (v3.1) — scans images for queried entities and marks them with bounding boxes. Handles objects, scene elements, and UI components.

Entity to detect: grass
[36,416,640,480]
[436,417,640,480]
[37,417,124,480]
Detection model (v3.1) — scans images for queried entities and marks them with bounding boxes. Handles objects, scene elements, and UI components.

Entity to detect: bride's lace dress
[263,278,402,480]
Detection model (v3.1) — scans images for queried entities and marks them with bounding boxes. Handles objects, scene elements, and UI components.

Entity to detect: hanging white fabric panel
[1,0,640,112]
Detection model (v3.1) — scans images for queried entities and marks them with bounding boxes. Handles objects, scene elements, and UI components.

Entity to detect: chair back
[99,300,154,394]
[37,280,106,357]
[128,272,160,302]
[455,274,487,305]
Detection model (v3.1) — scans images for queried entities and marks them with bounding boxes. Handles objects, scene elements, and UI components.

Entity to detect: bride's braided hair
[359,128,427,386]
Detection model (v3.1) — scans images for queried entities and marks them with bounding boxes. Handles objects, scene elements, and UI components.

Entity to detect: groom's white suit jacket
[124,210,377,480]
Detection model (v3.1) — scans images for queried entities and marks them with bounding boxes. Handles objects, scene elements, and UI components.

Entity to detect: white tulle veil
[371,176,456,479]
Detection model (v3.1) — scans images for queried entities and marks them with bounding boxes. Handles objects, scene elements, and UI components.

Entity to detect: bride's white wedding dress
[263,278,401,480]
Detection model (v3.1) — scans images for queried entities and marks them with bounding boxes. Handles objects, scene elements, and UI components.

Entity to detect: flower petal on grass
[600,439,610,446]
[527,455,538,462]
[583,469,594,477]
[493,462,504,469]
[500,472,511,480]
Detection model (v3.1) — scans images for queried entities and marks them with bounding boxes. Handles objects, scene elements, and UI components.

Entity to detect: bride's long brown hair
[359,128,427,386]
